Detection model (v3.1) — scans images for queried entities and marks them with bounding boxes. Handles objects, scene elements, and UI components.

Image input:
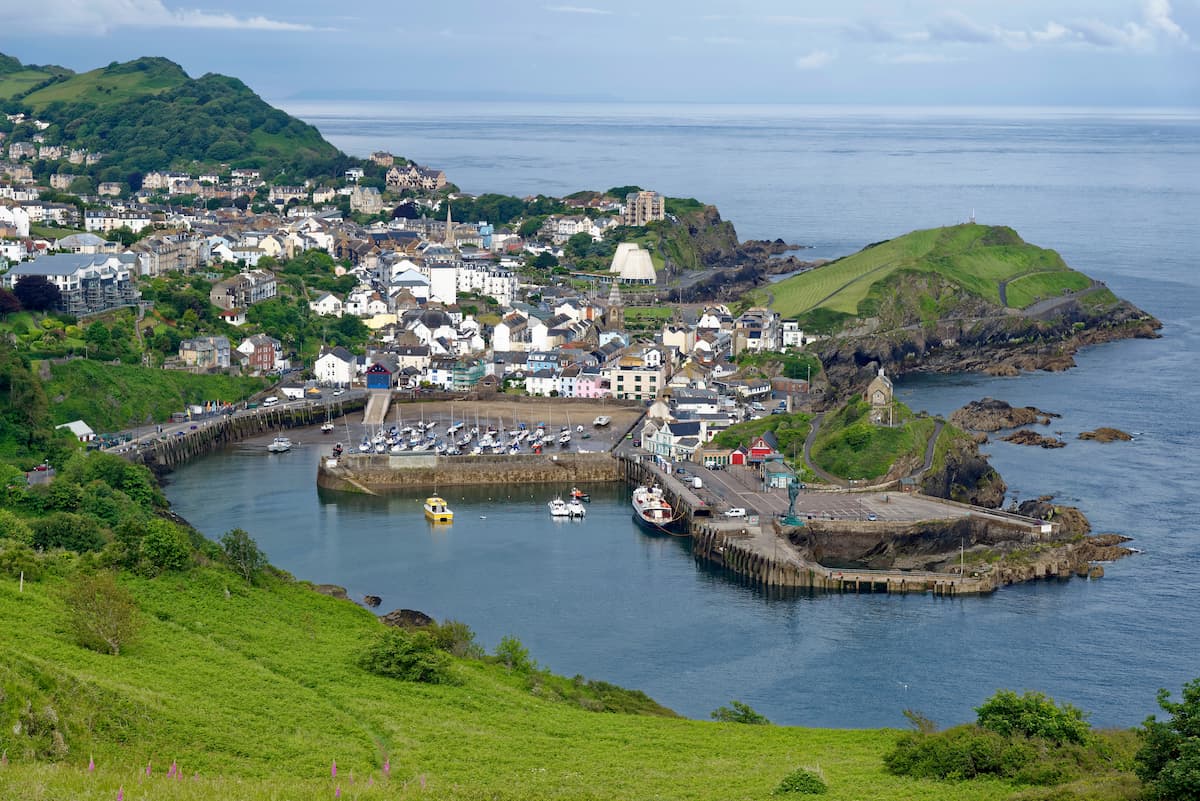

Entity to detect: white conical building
[609,241,639,274]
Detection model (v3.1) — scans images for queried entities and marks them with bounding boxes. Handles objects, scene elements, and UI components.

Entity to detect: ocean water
[171,103,1200,728]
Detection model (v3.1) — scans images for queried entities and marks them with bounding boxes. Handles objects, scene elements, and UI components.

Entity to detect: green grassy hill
[771,224,1092,324]
[0,561,1021,801]
[0,52,348,180]
[17,57,188,109]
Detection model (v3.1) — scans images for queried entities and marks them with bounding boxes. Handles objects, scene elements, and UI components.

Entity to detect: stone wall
[317,452,621,492]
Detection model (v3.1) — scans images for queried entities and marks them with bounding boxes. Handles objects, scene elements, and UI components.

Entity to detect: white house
[315,346,355,386]
[309,292,344,317]
[0,204,31,237]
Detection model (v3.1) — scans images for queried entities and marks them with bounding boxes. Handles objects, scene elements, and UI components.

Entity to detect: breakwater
[317,451,621,493]
[132,400,364,471]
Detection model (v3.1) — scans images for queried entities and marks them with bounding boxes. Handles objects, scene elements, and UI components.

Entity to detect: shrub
[140,519,192,574]
[976,690,1091,745]
[62,571,141,656]
[31,512,106,552]
[774,768,827,795]
[0,508,34,544]
[0,541,43,580]
[884,725,1034,781]
[1136,678,1200,800]
[357,628,455,684]
[711,700,771,725]
[495,635,534,673]
[221,527,267,582]
[428,618,484,659]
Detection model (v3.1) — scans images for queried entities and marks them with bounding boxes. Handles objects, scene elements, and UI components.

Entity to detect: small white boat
[321,421,335,433]
[548,497,571,517]
[267,436,292,453]
[566,499,587,518]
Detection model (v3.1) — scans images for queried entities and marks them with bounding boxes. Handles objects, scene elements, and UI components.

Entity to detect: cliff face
[920,435,1007,508]
[815,278,1160,392]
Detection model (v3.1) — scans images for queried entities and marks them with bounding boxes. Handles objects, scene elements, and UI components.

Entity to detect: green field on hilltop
[810,398,935,481]
[0,563,1023,801]
[18,58,188,109]
[0,68,60,100]
[770,224,1089,322]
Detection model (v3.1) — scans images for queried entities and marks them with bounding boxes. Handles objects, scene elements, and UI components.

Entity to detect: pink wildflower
[382,757,390,778]
[88,756,95,773]
[117,787,124,801]
[145,761,152,777]
[331,758,337,778]
[335,785,341,798]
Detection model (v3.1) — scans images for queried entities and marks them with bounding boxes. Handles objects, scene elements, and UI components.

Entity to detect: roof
[7,253,126,277]
[55,420,94,438]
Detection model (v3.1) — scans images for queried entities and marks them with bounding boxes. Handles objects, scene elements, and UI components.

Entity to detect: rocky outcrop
[815,292,1161,394]
[1079,427,1133,442]
[380,609,434,628]
[1015,497,1091,536]
[920,434,1007,508]
[363,595,382,608]
[950,398,1059,431]
[311,584,349,600]
[1001,429,1066,448]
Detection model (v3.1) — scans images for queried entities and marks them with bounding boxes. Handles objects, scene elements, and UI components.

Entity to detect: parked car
[333,389,345,397]
[867,513,878,521]
[724,507,747,518]
[675,467,688,476]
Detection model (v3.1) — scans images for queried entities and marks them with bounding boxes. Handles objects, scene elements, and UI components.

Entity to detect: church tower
[606,281,625,332]
[444,201,454,248]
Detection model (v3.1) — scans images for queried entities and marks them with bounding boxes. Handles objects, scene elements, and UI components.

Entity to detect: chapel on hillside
[865,367,894,425]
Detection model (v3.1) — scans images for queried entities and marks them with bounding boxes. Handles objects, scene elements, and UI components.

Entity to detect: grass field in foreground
[0,564,1022,801]
[771,224,1077,318]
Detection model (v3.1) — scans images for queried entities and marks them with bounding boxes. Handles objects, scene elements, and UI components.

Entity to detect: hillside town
[0,138,827,459]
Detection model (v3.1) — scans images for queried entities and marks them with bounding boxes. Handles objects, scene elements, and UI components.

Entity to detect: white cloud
[544,5,612,14]
[11,0,321,33]
[1142,0,1188,41]
[794,49,836,70]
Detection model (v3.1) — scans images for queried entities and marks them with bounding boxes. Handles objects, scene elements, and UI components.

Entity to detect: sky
[0,0,1198,106]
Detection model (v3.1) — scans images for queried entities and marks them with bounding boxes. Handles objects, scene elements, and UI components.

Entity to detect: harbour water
[170,104,1200,728]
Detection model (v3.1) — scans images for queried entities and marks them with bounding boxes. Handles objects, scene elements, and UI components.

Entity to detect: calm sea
[170,103,1200,728]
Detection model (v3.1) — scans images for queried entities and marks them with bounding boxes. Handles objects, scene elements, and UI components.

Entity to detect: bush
[711,700,771,725]
[357,628,455,684]
[774,768,828,795]
[977,690,1091,745]
[140,519,192,574]
[884,725,1035,781]
[221,527,266,582]
[0,508,34,544]
[31,512,106,552]
[0,541,43,580]
[428,619,484,659]
[495,635,534,673]
[62,571,141,656]
[1136,678,1200,800]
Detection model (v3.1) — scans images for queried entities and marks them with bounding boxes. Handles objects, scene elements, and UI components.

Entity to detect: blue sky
[1,0,1197,105]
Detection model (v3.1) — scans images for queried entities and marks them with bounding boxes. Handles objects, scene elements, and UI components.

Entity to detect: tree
[221,527,266,582]
[530,252,558,270]
[711,700,771,725]
[13,275,61,312]
[564,231,594,259]
[140,519,192,574]
[63,571,141,656]
[495,635,534,673]
[357,628,454,684]
[1137,678,1200,800]
[0,288,20,316]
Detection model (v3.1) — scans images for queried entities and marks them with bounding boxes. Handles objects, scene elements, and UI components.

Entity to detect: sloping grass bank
[0,563,1020,801]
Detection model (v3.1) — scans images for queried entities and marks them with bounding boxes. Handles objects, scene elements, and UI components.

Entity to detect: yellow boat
[423,496,453,523]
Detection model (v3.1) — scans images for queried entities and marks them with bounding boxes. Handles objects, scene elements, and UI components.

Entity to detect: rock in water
[1001,429,1066,448]
[1078,427,1133,442]
[380,609,435,628]
[950,397,1060,432]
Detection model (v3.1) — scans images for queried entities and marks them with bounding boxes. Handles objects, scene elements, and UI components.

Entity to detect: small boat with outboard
[267,436,292,453]
[423,496,453,523]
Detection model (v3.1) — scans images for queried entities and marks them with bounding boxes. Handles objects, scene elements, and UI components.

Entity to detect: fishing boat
[267,436,292,453]
[548,497,571,518]
[570,487,590,502]
[631,485,682,534]
[423,496,453,523]
[566,498,587,518]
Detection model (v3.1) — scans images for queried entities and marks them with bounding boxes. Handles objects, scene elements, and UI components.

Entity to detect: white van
[262,396,280,408]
